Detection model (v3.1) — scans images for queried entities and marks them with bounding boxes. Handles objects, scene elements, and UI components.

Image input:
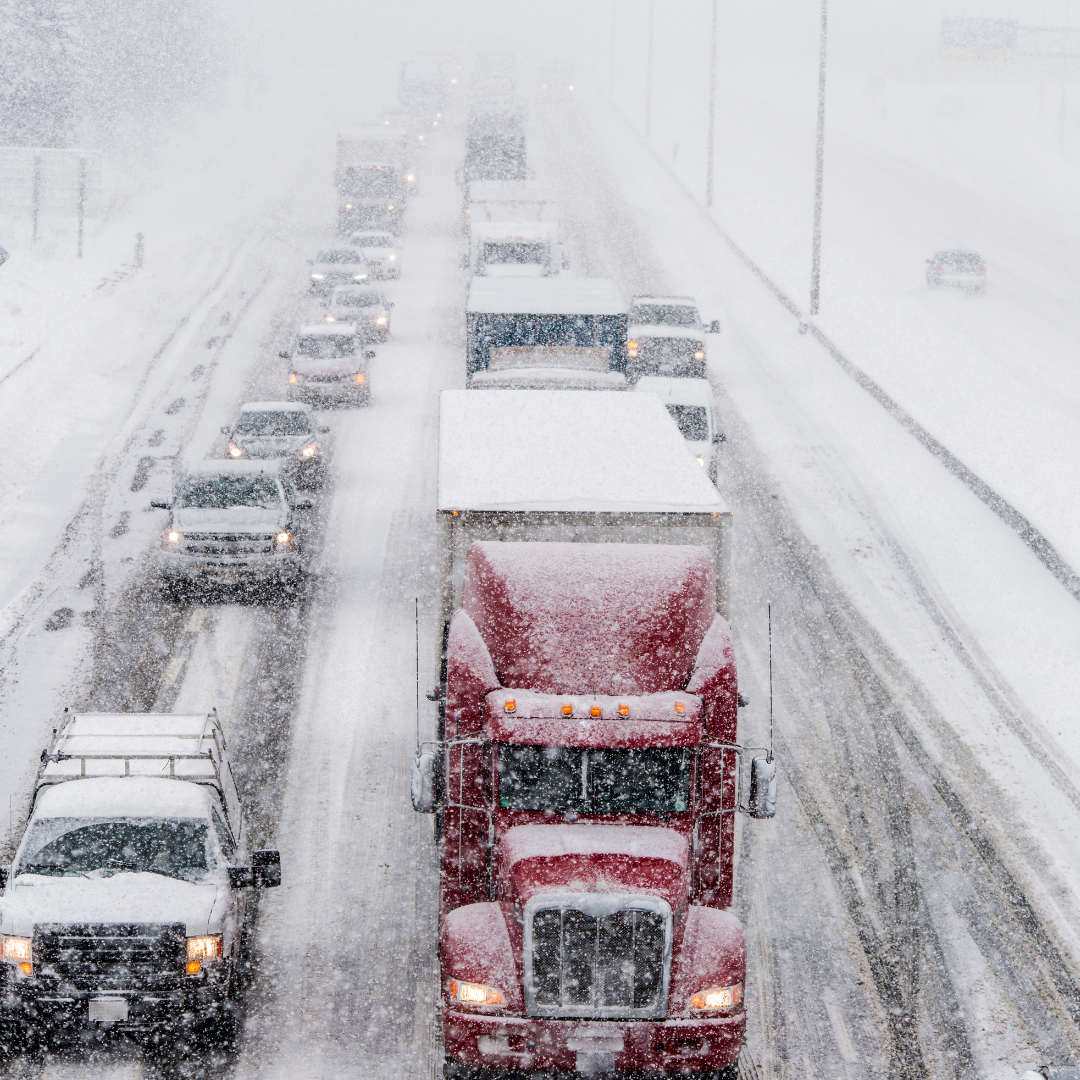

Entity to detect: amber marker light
[690,983,742,1011]
[355,373,366,383]
[187,961,202,975]
[289,373,298,384]
[618,703,630,717]
[504,698,516,714]
[674,701,686,715]
[590,705,602,718]
[562,703,573,716]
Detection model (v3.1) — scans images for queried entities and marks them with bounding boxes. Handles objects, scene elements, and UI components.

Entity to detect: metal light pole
[646,0,655,137]
[706,0,718,207]
[809,0,828,316]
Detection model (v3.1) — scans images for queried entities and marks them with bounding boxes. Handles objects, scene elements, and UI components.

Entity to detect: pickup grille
[181,533,275,556]
[527,905,668,1019]
[629,338,704,378]
[35,923,186,993]
[298,373,355,384]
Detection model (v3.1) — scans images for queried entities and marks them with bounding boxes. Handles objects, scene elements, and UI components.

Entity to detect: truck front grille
[182,533,275,556]
[630,339,704,377]
[35,923,186,993]
[526,904,669,1019]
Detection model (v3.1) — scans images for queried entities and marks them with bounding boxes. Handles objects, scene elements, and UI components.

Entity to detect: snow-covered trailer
[465,277,627,382]
[436,389,733,656]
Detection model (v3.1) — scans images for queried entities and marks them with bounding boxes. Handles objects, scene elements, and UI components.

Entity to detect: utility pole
[646,0,655,137]
[809,0,828,316]
[706,0,719,206]
[77,155,86,259]
[31,154,41,244]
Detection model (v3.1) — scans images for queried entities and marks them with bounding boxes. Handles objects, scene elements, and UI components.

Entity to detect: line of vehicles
[0,59,774,1076]
[409,70,776,1080]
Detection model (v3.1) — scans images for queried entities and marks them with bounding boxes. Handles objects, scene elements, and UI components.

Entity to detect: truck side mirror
[0,867,8,892]
[279,350,291,360]
[412,750,440,813]
[319,425,331,434]
[713,431,726,445]
[295,497,314,510]
[746,756,777,819]
[228,866,254,888]
[149,499,171,510]
[254,849,281,888]
[460,253,470,269]
[220,426,230,435]
[387,301,395,308]
[365,350,376,359]
[708,320,721,334]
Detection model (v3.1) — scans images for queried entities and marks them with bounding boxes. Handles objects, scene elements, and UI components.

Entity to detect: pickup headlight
[693,342,705,360]
[301,442,317,459]
[310,273,325,282]
[186,934,222,974]
[289,372,298,384]
[352,273,368,282]
[696,455,706,468]
[376,317,388,326]
[448,978,506,1007]
[163,529,182,547]
[355,373,366,384]
[276,531,294,548]
[227,443,243,458]
[388,254,396,261]
[627,339,639,356]
[3,936,32,974]
[689,983,742,1011]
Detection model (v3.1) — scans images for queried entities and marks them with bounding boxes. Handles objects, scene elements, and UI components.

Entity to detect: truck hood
[173,505,287,534]
[628,325,702,342]
[498,824,689,910]
[0,873,225,937]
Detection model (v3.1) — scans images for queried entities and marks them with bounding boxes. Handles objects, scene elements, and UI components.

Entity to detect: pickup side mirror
[708,319,721,334]
[412,750,441,813]
[460,253,470,269]
[254,849,281,888]
[295,497,314,510]
[713,430,726,445]
[365,350,376,359]
[319,425,331,434]
[745,756,777,819]
[149,500,171,510]
[387,301,395,308]
[220,426,230,435]
[279,350,291,360]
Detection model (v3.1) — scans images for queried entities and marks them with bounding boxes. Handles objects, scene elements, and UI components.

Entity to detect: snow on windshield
[314,250,365,265]
[333,290,382,307]
[176,474,280,509]
[350,235,393,248]
[298,334,357,358]
[16,818,212,882]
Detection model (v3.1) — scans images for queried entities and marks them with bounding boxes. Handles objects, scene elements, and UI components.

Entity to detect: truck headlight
[353,273,368,282]
[301,442,317,459]
[448,979,506,1007]
[627,340,639,356]
[696,455,706,468]
[310,273,325,282]
[689,983,742,1011]
[693,349,705,361]
[355,373,366,384]
[186,934,222,973]
[276,531,294,547]
[3,936,32,973]
[388,254,396,261]
[376,317,388,325]
[163,529,182,546]
[289,372,298,384]
[227,443,243,458]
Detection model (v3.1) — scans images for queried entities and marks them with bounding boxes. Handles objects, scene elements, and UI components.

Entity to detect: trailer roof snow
[466,277,623,316]
[438,390,727,513]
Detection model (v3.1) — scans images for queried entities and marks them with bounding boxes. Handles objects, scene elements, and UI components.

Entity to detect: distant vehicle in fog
[347,230,400,279]
[399,55,452,113]
[462,109,527,184]
[632,376,724,482]
[152,460,313,591]
[626,296,720,381]
[468,220,564,277]
[323,287,393,341]
[221,402,330,488]
[926,250,987,293]
[282,323,373,406]
[336,127,415,232]
[308,249,369,294]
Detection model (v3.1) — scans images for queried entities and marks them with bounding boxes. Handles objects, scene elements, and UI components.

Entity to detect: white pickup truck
[0,711,279,1047]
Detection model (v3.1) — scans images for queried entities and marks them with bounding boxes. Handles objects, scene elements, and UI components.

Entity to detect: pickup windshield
[176,474,281,510]
[497,745,691,814]
[666,404,708,441]
[315,250,365,265]
[297,334,357,359]
[234,411,311,436]
[333,290,382,308]
[629,304,700,328]
[16,818,212,883]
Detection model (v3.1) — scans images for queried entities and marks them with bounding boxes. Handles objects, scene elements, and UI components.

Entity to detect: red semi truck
[415,538,775,1080]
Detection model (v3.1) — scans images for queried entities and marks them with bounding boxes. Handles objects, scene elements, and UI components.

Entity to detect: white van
[632,376,724,481]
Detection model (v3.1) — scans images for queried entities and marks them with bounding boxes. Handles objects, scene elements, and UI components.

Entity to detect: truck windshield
[482,241,546,265]
[16,818,212,883]
[350,235,393,248]
[333,290,382,308]
[340,168,398,198]
[630,305,700,327]
[497,745,691,814]
[297,334,357,358]
[176,474,281,510]
[665,405,708,441]
[234,411,311,436]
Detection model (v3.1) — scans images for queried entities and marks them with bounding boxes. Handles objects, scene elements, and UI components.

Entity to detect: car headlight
[689,983,742,1011]
[163,529,182,547]
[388,254,396,261]
[387,204,395,211]
[376,317,388,325]
[289,372,298,384]
[227,443,243,458]
[448,978,506,1007]
[627,339,639,355]
[276,531,294,548]
[3,936,33,974]
[310,273,325,281]
[301,442,317,459]
[345,203,353,210]
[186,934,222,974]
[407,174,415,182]
[693,345,705,360]
[353,273,368,282]
[355,373,366,383]
[324,314,337,323]
[696,455,706,468]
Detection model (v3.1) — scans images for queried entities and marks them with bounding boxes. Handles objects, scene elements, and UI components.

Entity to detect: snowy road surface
[1,74,1080,1080]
